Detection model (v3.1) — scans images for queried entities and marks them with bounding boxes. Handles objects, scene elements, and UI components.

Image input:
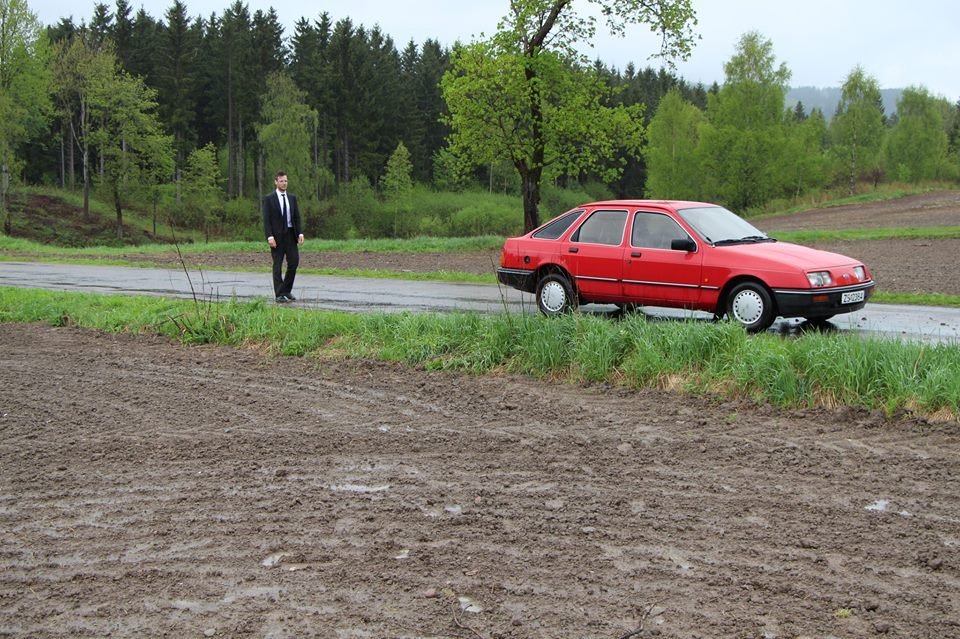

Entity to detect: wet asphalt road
[2,261,959,344]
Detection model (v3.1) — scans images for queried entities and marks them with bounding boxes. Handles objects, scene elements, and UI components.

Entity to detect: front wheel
[536,273,576,317]
[726,282,774,333]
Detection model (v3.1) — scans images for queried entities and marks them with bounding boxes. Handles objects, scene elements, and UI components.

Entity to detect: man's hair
[275,171,287,179]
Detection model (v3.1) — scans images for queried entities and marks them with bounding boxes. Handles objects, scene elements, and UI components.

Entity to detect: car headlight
[853,266,866,281]
[807,271,833,287]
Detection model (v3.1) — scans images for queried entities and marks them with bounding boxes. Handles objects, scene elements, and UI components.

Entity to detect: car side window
[532,210,583,239]
[573,210,627,245]
[631,212,691,249]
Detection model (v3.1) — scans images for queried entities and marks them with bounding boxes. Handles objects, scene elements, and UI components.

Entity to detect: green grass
[2,287,958,421]
[872,292,960,307]
[0,233,505,255]
[774,226,960,243]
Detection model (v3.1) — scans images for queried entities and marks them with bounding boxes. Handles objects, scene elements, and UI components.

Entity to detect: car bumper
[496,267,537,293]
[773,281,875,318]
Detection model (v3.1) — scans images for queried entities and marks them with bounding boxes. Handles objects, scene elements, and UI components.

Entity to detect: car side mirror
[671,238,696,252]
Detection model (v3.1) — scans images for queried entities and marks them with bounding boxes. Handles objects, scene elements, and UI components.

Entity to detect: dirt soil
[2,323,958,639]
[2,192,960,638]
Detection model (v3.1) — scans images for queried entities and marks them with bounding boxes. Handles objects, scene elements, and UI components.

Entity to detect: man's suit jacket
[262,191,303,241]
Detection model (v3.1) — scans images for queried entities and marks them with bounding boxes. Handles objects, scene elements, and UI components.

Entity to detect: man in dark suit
[262,171,304,303]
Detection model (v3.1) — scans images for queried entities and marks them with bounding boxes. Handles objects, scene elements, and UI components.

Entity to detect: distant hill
[786,86,903,120]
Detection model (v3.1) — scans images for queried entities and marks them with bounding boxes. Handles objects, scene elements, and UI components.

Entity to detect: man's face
[275,175,288,191]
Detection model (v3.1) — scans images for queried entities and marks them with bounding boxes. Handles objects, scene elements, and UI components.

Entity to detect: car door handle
[631,251,642,257]
[568,247,579,253]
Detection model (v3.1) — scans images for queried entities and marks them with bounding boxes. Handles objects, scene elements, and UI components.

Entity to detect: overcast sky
[35,0,960,102]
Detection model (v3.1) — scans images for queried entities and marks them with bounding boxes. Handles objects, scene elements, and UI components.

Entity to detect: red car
[496,200,875,332]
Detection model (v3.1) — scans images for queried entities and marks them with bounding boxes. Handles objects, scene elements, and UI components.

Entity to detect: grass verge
[2,287,957,422]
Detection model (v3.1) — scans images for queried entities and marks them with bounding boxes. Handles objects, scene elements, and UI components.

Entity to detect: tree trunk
[226,57,235,198]
[59,128,66,189]
[80,99,90,223]
[113,181,123,239]
[520,59,545,234]
[521,165,541,233]
[237,115,244,198]
[67,119,76,189]
[257,147,263,203]
[343,131,350,183]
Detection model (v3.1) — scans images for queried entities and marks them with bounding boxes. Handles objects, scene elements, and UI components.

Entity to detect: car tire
[726,282,774,333]
[536,273,576,317]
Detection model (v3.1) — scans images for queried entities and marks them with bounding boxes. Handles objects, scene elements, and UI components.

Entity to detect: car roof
[579,200,718,209]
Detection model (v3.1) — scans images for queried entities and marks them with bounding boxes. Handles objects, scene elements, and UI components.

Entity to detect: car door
[566,209,628,303]
[622,210,703,306]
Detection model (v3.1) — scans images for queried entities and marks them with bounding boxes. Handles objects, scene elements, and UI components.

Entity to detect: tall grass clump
[620,317,746,389]
[570,314,631,381]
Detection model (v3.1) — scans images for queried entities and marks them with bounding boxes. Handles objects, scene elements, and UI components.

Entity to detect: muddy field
[1,324,958,638]
[1,192,959,638]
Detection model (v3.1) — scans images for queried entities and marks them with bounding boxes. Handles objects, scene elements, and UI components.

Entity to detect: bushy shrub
[540,184,594,219]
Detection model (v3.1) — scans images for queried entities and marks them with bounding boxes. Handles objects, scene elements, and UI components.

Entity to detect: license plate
[841,290,865,304]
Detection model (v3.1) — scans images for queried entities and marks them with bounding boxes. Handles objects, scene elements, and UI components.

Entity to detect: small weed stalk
[164,234,232,343]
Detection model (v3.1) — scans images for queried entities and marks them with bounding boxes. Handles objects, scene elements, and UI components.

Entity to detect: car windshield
[677,206,773,245]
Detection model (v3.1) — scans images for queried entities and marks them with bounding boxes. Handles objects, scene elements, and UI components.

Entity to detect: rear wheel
[726,282,774,333]
[536,273,576,317]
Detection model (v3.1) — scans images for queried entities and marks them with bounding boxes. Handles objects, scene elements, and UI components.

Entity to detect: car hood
[718,241,862,269]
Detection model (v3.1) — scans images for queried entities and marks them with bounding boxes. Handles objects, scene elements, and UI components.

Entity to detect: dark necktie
[281,193,289,227]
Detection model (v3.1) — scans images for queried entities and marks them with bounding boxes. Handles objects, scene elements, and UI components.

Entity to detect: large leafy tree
[829,66,885,193]
[87,59,174,238]
[257,71,317,198]
[441,0,697,232]
[0,0,51,214]
[697,31,791,211]
[781,107,828,197]
[643,88,703,199]
[51,34,113,220]
[885,87,949,181]
[180,142,221,239]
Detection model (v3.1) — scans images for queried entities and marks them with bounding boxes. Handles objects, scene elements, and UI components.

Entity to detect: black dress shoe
[275,296,288,303]
[285,293,297,301]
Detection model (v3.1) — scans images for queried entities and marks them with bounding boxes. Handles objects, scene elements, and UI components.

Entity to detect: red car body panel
[496,200,875,327]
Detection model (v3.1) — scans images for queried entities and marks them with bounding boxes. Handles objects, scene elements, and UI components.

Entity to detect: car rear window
[573,209,627,245]
[532,210,583,239]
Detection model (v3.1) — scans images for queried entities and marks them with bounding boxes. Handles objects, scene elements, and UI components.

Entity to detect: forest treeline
[2,0,959,242]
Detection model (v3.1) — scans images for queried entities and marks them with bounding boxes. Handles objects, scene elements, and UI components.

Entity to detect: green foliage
[829,67,886,192]
[781,109,829,196]
[0,0,51,184]
[335,176,380,237]
[644,88,705,199]
[696,32,793,210]
[257,71,318,194]
[539,183,595,216]
[441,0,697,231]
[381,142,414,237]
[88,62,175,209]
[3,286,958,420]
[885,88,950,182]
[179,143,223,235]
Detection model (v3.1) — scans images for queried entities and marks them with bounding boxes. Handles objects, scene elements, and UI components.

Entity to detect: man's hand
[267,237,277,248]
[298,234,304,246]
